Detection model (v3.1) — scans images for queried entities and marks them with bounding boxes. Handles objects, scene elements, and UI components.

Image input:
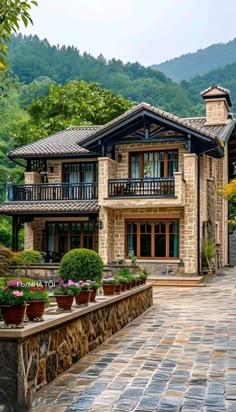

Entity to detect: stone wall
[0,286,152,412]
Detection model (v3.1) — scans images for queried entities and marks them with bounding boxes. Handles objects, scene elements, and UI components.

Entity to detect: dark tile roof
[0,201,98,215]
[8,126,101,158]
[183,117,235,142]
[81,102,226,146]
[8,104,235,160]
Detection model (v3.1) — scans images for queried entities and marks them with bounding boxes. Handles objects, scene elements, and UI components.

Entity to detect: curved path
[32,269,236,412]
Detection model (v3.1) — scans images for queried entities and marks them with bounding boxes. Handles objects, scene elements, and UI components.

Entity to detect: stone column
[24,172,41,184]
[183,154,198,274]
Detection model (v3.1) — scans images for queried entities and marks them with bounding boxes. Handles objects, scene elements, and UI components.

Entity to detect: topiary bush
[58,248,104,282]
[13,250,43,266]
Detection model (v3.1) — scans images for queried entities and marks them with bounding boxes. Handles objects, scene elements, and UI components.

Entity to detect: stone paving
[32,268,236,412]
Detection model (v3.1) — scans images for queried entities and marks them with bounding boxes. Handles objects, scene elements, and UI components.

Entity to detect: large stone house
[1,85,236,275]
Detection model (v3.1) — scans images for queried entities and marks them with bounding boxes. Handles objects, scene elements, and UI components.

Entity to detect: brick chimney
[201,85,232,125]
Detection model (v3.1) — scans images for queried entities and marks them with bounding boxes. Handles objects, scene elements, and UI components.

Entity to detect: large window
[126,220,179,259]
[46,222,97,258]
[129,150,178,178]
[63,162,98,183]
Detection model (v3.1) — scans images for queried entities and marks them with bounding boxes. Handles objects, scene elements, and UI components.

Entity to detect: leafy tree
[0,0,37,69]
[219,179,236,227]
[15,80,133,145]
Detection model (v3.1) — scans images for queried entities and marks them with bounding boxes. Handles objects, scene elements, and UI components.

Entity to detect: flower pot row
[102,278,146,295]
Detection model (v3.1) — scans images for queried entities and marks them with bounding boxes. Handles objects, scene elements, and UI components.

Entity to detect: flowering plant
[0,287,26,306]
[89,281,101,290]
[54,279,81,296]
[6,278,24,290]
[133,274,141,280]
[78,281,92,290]
[102,277,117,284]
[24,287,49,302]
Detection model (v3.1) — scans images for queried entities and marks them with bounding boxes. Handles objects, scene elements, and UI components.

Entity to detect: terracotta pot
[126,282,131,290]
[90,289,97,302]
[131,281,135,288]
[115,284,122,294]
[102,284,116,295]
[121,283,127,291]
[26,301,46,321]
[55,295,74,310]
[0,304,27,326]
[75,290,91,305]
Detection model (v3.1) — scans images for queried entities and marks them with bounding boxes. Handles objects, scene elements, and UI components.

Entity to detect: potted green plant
[25,287,49,321]
[54,279,80,310]
[116,276,129,291]
[0,287,27,326]
[89,281,101,302]
[202,240,216,275]
[75,281,91,305]
[102,277,117,295]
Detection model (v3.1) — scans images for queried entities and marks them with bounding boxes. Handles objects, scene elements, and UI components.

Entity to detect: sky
[19,0,236,66]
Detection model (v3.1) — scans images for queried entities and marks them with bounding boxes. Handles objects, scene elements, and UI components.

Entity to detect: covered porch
[0,201,99,261]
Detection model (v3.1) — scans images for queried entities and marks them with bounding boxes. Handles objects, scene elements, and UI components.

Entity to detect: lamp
[99,221,103,230]
[50,166,54,173]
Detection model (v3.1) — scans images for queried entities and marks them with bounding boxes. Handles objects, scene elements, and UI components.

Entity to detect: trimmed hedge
[14,250,43,266]
[58,248,103,282]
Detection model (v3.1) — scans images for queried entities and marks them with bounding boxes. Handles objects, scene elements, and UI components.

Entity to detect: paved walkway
[32,269,236,412]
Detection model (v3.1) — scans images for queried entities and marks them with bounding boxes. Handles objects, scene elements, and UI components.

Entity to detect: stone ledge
[0,284,152,339]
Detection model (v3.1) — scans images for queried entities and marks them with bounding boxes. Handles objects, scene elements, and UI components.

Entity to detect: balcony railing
[108,177,175,197]
[8,183,98,202]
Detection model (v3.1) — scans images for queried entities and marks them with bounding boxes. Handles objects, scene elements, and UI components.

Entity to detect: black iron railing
[108,177,175,197]
[8,183,98,201]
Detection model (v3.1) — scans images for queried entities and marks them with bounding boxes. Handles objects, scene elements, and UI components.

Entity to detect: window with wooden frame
[63,162,98,183]
[129,150,178,178]
[46,221,97,256]
[126,219,179,259]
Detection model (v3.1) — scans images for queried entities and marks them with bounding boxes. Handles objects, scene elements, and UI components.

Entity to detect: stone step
[147,276,205,286]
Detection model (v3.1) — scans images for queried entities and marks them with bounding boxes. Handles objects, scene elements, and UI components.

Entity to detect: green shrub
[58,248,103,282]
[0,245,14,276]
[13,250,43,266]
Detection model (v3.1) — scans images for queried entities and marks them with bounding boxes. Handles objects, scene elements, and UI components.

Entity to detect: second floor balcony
[108,177,175,198]
[7,182,98,202]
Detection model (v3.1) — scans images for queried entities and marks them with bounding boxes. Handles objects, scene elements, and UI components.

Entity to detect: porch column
[98,207,114,264]
[183,154,198,274]
[12,216,20,252]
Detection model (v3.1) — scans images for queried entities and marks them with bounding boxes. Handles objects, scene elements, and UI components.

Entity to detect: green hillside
[7,34,198,117]
[152,38,236,82]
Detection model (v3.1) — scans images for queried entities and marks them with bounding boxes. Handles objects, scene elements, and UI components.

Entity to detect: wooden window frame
[125,219,179,259]
[62,162,98,183]
[46,221,96,255]
[129,150,178,178]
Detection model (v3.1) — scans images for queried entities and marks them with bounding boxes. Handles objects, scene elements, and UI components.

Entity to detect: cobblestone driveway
[32,268,236,412]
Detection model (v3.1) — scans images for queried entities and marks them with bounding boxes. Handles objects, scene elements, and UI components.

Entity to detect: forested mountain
[7,34,200,117]
[152,38,236,82]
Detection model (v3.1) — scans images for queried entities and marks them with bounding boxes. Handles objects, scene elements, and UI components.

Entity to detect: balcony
[7,183,98,202]
[108,177,175,198]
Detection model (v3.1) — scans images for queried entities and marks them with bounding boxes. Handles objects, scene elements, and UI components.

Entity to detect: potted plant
[75,281,91,305]
[25,287,49,321]
[117,276,128,291]
[202,240,216,275]
[54,279,80,310]
[102,277,117,295]
[89,281,101,302]
[0,287,27,326]
[133,274,141,285]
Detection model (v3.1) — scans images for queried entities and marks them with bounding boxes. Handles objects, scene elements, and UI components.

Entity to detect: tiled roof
[0,201,98,214]
[182,117,235,142]
[201,85,230,96]
[81,102,224,145]
[8,126,101,158]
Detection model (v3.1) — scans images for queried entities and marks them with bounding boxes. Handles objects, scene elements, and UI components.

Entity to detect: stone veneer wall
[0,286,152,412]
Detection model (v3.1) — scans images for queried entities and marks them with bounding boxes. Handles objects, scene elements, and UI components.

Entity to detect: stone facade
[0,286,152,411]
